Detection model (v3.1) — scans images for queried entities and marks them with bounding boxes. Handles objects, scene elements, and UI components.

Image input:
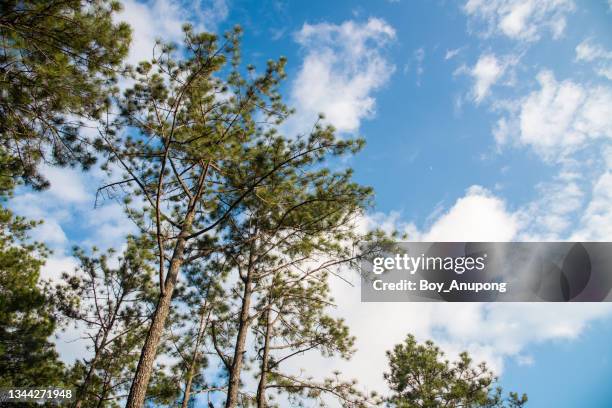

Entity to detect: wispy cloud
[444,47,463,60]
[575,39,612,80]
[456,52,520,104]
[463,0,575,42]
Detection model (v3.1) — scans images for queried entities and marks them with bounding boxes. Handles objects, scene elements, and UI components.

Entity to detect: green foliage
[0,0,131,189]
[0,178,64,387]
[384,335,527,408]
[93,24,401,408]
[54,237,159,407]
[99,23,373,270]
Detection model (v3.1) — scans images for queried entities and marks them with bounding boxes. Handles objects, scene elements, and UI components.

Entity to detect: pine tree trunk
[74,344,102,408]
[95,372,112,408]
[224,271,254,408]
[181,304,210,408]
[125,211,196,408]
[256,305,272,408]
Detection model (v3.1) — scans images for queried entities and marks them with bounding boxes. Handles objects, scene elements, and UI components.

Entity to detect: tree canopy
[385,335,527,408]
[0,155,64,388]
[0,0,131,189]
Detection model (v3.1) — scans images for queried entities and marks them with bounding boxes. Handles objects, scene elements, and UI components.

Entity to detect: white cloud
[496,70,612,159]
[360,185,520,243]
[596,66,612,81]
[41,255,78,285]
[575,39,612,80]
[487,68,612,240]
[289,188,612,398]
[118,0,185,65]
[457,53,520,104]
[289,18,396,133]
[493,117,511,145]
[444,47,463,60]
[518,172,585,240]
[471,54,505,103]
[572,171,612,240]
[40,165,89,204]
[422,186,520,241]
[463,0,575,42]
[118,0,229,66]
[575,39,612,62]
[10,166,135,258]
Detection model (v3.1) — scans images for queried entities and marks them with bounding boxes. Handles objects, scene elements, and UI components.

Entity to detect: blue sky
[10,0,612,406]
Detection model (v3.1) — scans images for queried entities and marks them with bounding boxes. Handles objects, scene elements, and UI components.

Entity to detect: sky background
[9,0,612,406]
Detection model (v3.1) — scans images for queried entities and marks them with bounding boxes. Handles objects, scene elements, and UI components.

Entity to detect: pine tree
[194,129,392,407]
[0,0,131,189]
[384,335,528,408]
[0,152,64,388]
[251,270,380,408]
[54,237,158,407]
[93,23,378,407]
[210,164,377,407]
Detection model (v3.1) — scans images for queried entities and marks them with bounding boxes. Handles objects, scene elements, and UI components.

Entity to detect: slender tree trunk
[256,305,272,408]
[95,371,112,408]
[224,270,254,408]
[181,304,211,408]
[74,342,103,408]
[125,211,196,408]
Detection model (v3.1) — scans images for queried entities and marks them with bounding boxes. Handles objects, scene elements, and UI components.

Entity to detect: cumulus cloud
[289,18,396,134]
[495,70,612,159]
[463,0,575,42]
[357,186,520,242]
[421,186,520,241]
[486,66,611,239]
[288,186,612,398]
